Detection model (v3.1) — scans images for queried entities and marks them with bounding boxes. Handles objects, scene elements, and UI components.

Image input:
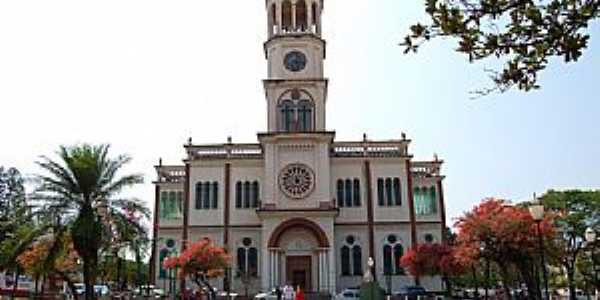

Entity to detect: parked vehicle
[394,286,427,300]
[254,289,278,300]
[134,285,166,298]
[335,288,360,300]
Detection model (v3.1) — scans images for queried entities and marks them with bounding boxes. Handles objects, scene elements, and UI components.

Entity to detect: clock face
[284,51,307,72]
[278,163,315,199]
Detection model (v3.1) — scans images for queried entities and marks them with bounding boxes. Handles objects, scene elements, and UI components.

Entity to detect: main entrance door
[286,256,312,292]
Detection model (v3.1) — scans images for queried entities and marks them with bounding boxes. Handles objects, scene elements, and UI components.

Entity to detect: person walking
[283,284,294,300]
[294,286,304,300]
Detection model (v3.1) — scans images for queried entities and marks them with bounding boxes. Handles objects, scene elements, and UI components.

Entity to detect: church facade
[152,0,446,295]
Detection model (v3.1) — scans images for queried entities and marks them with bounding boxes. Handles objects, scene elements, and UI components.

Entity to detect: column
[306,3,313,33]
[269,248,281,288]
[277,2,283,34]
[291,2,297,31]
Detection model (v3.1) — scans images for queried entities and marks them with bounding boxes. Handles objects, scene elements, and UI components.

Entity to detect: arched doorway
[267,218,331,293]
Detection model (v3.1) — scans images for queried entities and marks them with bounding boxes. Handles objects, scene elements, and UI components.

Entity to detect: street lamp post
[529,204,549,300]
[585,227,598,299]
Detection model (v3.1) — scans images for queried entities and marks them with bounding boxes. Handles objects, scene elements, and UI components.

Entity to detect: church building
[152,0,446,295]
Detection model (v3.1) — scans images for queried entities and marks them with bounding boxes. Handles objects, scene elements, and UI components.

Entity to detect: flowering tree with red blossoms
[453,198,556,300]
[163,239,230,299]
[400,242,466,293]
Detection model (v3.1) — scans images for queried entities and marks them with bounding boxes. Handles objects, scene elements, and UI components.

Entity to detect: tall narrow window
[352,246,362,276]
[429,186,437,213]
[385,178,393,206]
[384,235,404,275]
[393,178,401,205]
[251,181,260,208]
[280,100,294,132]
[377,179,385,206]
[243,181,251,208]
[237,248,246,274]
[298,100,313,131]
[353,179,361,206]
[248,247,258,276]
[383,245,392,275]
[203,182,210,209]
[341,236,361,276]
[337,180,344,207]
[160,191,168,219]
[341,246,350,276]
[195,183,203,209]
[344,179,353,207]
[295,0,307,31]
[237,238,258,277]
[211,182,218,209]
[394,244,404,274]
[168,191,176,218]
[236,182,242,208]
[311,2,318,25]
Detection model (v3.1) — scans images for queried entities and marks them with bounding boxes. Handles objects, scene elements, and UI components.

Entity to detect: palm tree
[33,144,147,300]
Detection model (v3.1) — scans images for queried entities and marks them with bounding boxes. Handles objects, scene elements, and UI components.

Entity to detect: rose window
[278,163,315,199]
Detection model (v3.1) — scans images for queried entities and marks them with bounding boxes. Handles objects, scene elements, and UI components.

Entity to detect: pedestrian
[283,284,294,300]
[275,286,283,300]
[294,286,304,300]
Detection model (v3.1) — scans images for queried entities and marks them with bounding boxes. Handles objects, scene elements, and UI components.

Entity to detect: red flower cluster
[400,243,465,277]
[163,238,231,278]
[454,198,555,264]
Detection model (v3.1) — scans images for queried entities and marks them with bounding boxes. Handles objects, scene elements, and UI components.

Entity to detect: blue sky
[0,1,598,224]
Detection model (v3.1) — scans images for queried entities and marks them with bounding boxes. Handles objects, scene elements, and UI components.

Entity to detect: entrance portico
[264,218,333,294]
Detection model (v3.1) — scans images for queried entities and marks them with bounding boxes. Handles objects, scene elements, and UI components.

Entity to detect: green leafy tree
[538,190,600,300]
[402,0,600,94]
[0,167,28,241]
[33,144,146,300]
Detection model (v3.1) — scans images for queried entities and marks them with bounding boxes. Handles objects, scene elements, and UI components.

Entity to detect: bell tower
[263,0,328,133]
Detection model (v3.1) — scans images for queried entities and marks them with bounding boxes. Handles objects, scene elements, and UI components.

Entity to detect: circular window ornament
[284,51,307,72]
[278,163,315,199]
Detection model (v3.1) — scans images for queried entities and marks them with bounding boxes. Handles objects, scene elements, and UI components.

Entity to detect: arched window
[341,246,350,276]
[295,0,307,31]
[393,244,404,275]
[282,0,292,32]
[383,235,405,275]
[344,179,352,207]
[235,182,242,208]
[297,100,313,131]
[237,238,258,277]
[352,246,363,276]
[279,100,294,132]
[340,235,362,276]
[353,179,361,206]
[278,90,315,132]
[336,179,344,207]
